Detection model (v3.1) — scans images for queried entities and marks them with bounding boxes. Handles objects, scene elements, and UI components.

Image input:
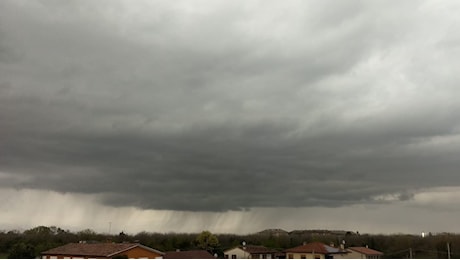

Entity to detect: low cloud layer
[2,188,460,234]
[1,0,460,213]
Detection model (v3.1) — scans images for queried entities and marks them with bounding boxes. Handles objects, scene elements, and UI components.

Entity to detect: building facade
[224,245,279,259]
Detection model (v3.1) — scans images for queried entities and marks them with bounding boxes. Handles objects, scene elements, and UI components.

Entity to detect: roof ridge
[107,243,139,257]
[42,242,164,257]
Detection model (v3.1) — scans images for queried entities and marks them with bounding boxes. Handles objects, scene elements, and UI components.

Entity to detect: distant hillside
[288,229,357,236]
[255,229,358,238]
[256,229,289,237]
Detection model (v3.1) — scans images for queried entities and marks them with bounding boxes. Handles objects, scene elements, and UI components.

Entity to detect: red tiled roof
[240,245,279,254]
[164,250,215,259]
[348,247,383,256]
[41,243,164,257]
[286,242,345,255]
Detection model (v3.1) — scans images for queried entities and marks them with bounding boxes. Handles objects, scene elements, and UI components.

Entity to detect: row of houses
[224,243,383,259]
[41,241,383,259]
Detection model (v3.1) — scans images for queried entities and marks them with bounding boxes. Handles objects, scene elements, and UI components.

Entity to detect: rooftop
[286,242,345,255]
[41,242,164,257]
[239,245,279,254]
[348,247,384,256]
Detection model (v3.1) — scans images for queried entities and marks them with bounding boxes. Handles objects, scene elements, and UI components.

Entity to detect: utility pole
[447,242,451,259]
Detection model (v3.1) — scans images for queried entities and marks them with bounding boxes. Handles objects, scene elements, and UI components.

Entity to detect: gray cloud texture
[1,0,460,211]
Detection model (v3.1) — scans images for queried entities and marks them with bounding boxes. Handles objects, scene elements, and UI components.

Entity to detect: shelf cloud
[1,0,460,232]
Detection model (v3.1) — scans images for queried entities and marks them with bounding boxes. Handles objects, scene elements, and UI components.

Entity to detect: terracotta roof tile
[348,247,383,256]
[239,245,279,254]
[286,242,345,255]
[41,242,163,257]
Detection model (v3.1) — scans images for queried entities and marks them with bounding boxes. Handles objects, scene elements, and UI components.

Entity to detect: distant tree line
[1,226,460,258]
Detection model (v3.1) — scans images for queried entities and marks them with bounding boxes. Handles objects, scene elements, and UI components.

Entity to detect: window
[232,254,237,259]
[301,255,306,259]
[288,254,293,259]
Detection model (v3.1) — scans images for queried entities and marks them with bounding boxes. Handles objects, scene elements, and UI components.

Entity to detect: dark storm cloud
[1,0,460,211]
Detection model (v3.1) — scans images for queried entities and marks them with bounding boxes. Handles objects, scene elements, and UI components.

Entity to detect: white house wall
[224,248,251,259]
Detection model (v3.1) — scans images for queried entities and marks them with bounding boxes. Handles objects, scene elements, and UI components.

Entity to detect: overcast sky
[1,0,460,235]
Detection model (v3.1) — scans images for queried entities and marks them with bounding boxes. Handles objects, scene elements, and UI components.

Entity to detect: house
[164,250,215,259]
[41,242,164,259]
[285,242,348,259]
[346,247,383,259]
[224,245,279,259]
